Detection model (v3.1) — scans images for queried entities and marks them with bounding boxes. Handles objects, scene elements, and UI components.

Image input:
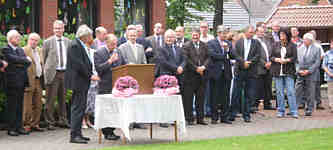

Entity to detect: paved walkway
[1,90,333,150]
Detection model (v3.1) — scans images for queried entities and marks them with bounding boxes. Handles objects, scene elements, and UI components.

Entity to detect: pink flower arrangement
[112,76,139,97]
[153,75,179,95]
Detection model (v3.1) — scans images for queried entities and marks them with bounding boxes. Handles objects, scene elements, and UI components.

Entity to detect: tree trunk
[213,0,223,35]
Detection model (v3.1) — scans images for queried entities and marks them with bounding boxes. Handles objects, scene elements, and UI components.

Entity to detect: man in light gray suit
[43,20,71,130]
[117,29,147,129]
[118,29,147,64]
[295,33,321,116]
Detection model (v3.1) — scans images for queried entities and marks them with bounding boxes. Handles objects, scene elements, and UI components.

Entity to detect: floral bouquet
[153,75,179,96]
[112,76,139,97]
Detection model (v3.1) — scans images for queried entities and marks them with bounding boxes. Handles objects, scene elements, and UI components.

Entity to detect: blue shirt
[323,49,333,82]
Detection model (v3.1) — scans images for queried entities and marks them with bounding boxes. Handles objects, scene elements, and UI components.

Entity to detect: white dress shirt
[56,36,67,70]
[244,38,251,61]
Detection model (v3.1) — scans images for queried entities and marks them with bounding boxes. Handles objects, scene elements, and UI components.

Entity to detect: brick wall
[40,0,58,38]
[279,0,329,7]
[149,0,166,35]
[97,0,115,33]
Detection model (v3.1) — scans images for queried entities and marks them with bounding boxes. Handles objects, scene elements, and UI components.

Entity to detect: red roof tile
[266,5,333,27]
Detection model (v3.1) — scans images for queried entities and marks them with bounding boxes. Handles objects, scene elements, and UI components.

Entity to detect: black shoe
[298,104,305,109]
[31,126,46,132]
[159,123,169,128]
[70,136,88,144]
[47,125,56,130]
[105,134,120,141]
[211,120,218,124]
[317,104,325,110]
[17,128,30,135]
[56,122,70,128]
[229,117,235,121]
[187,121,195,126]
[305,112,312,116]
[264,106,276,110]
[197,120,208,125]
[134,123,147,129]
[80,136,90,141]
[221,120,232,124]
[286,112,292,116]
[8,130,19,136]
[244,118,251,123]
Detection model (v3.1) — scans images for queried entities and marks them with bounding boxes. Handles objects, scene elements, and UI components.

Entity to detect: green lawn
[97,127,333,150]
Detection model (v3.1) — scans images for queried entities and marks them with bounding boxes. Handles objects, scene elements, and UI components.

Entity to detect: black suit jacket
[65,39,93,92]
[155,44,185,77]
[207,39,233,80]
[94,47,126,92]
[232,38,261,78]
[2,45,30,88]
[183,41,210,82]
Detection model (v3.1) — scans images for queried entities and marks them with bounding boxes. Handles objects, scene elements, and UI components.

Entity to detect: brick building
[0,0,166,38]
[266,0,333,45]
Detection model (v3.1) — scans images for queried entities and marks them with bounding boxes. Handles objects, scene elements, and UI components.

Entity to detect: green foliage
[166,0,215,29]
[0,91,6,112]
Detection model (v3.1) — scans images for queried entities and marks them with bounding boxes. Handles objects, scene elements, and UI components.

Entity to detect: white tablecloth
[94,94,186,141]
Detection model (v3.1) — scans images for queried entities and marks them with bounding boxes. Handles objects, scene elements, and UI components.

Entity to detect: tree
[166,0,214,29]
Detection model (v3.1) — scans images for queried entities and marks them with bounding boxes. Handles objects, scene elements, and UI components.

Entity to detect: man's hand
[280,58,289,65]
[0,61,7,72]
[328,72,333,78]
[196,66,206,75]
[91,75,100,81]
[26,56,32,62]
[265,62,272,70]
[244,61,252,69]
[299,70,309,76]
[274,58,281,63]
[145,47,153,52]
[108,53,118,64]
[177,66,183,74]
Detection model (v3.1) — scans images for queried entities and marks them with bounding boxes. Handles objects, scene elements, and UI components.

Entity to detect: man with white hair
[65,24,100,144]
[43,20,71,130]
[117,24,137,46]
[91,26,107,49]
[295,33,321,116]
[2,29,31,136]
[271,21,280,42]
[23,33,46,132]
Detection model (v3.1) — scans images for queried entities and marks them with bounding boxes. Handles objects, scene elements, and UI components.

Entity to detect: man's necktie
[33,49,42,77]
[58,39,64,68]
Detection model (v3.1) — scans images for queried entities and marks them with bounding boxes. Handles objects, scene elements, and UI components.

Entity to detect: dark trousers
[45,72,67,125]
[210,75,231,121]
[98,90,115,136]
[230,74,257,120]
[70,90,88,138]
[183,77,206,122]
[6,86,25,131]
[256,73,273,107]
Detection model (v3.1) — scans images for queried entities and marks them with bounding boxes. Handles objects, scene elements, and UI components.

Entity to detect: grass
[97,127,333,150]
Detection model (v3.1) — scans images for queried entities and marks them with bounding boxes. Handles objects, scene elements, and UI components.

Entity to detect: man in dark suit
[183,29,209,125]
[2,30,31,136]
[175,26,190,48]
[94,34,125,140]
[146,23,164,63]
[65,25,100,144]
[155,29,185,127]
[207,25,233,124]
[229,25,261,123]
[254,26,274,110]
[136,24,154,63]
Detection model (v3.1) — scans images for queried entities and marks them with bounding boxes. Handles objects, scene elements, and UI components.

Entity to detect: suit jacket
[23,46,44,91]
[255,36,273,76]
[296,44,321,81]
[43,35,70,85]
[183,41,210,81]
[2,44,31,88]
[270,42,297,77]
[232,38,261,78]
[146,35,164,63]
[155,44,185,77]
[207,39,233,80]
[94,47,126,92]
[64,38,93,92]
[175,37,190,48]
[118,42,147,64]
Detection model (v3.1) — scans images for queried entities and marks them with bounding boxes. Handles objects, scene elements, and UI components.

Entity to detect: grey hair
[53,20,64,26]
[6,29,21,41]
[28,32,40,40]
[95,26,107,34]
[105,33,118,41]
[76,24,93,38]
[164,29,176,37]
[154,23,162,28]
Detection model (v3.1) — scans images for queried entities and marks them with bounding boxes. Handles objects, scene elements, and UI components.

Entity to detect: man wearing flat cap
[295,33,321,117]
